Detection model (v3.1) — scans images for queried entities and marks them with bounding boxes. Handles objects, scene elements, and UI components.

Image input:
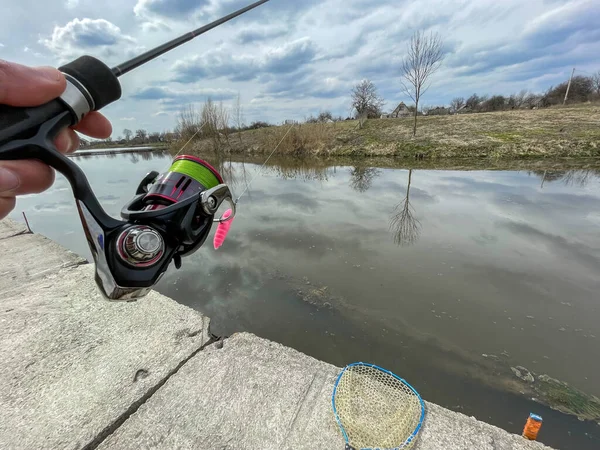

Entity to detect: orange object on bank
[522,413,543,440]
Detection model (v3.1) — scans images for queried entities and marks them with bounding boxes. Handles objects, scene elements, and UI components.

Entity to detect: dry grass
[179,121,335,156]
[174,102,600,159]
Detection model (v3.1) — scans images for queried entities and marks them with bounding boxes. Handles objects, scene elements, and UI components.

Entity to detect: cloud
[249,190,322,213]
[135,0,319,22]
[499,220,600,273]
[65,0,79,8]
[0,43,4,47]
[235,26,289,44]
[171,37,318,83]
[134,0,203,20]
[258,69,352,101]
[131,85,238,108]
[140,20,171,33]
[120,117,136,121]
[39,18,138,62]
[23,46,43,57]
[523,0,600,44]
[447,0,600,77]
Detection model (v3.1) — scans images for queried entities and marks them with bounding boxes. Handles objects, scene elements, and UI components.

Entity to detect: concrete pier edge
[0,218,553,449]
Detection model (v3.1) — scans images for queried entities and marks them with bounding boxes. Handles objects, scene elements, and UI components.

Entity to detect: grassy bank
[177,102,600,159]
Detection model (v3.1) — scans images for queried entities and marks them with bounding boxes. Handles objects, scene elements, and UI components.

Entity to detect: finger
[73,111,112,139]
[0,160,55,196]
[54,129,81,154]
[0,197,16,221]
[0,59,66,106]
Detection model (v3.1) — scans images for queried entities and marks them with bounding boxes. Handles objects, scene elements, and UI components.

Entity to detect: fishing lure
[213,209,234,250]
[0,0,269,301]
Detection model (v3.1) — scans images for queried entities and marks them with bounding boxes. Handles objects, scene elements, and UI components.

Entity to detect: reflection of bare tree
[562,170,593,188]
[389,169,421,246]
[349,166,381,193]
[129,153,140,164]
[532,169,598,189]
[268,161,331,182]
[240,160,252,201]
[214,156,240,190]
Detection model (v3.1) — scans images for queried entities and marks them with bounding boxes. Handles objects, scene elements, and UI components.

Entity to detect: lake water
[8,150,600,449]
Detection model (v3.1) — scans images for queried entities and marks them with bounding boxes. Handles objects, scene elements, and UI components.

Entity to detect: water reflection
[8,152,600,450]
[70,149,169,162]
[532,169,600,188]
[349,166,381,193]
[389,169,422,246]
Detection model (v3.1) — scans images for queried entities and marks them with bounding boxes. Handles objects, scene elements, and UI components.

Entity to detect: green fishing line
[170,159,219,189]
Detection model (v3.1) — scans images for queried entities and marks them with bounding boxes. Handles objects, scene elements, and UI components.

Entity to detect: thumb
[0,59,66,107]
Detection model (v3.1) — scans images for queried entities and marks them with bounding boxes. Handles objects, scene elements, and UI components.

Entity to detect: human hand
[0,59,113,220]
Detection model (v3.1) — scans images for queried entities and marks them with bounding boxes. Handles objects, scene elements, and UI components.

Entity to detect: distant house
[381,102,411,119]
[284,119,299,125]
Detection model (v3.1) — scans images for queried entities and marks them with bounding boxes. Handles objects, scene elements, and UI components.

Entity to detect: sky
[1,0,599,138]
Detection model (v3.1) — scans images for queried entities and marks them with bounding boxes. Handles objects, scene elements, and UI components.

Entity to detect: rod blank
[111,0,270,77]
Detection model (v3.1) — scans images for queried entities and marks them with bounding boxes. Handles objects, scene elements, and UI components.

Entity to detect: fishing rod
[0,0,270,301]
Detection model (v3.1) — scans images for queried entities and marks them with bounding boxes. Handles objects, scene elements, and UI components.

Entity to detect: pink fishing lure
[213,209,234,250]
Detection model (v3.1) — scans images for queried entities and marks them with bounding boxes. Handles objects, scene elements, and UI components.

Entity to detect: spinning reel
[0,0,268,300]
[81,154,235,301]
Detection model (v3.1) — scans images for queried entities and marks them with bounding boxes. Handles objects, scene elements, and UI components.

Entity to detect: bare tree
[232,92,244,143]
[593,71,600,96]
[317,111,333,122]
[350,79,385,119]
[135,129,147,143]
[515,89,528,107]
[123,129,132,141]
[389,169,421,246]
[200,98,231,152]
[218,100,230,143]
[450,97,465,113]
[400,30,445,136]
[175,104,202,141]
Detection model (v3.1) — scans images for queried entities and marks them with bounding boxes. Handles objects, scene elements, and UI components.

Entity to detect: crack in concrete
[0,230,30,240]
[82,331,221,450]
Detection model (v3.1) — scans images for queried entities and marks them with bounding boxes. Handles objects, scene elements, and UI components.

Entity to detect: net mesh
[333,363,424,450]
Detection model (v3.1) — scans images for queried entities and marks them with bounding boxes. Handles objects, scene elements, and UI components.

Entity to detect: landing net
[332,362,425,450]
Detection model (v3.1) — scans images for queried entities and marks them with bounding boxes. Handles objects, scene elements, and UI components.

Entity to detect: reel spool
[142,156,224,211]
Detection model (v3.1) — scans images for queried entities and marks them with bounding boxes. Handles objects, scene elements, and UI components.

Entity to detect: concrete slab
[0,220,86,293]
[99,333,552,450]
[0,218,27,240]
[0,263,212,450]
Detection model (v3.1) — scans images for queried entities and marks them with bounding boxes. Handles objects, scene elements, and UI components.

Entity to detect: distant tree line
[447,72,600,114]
[79,128,178,148]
